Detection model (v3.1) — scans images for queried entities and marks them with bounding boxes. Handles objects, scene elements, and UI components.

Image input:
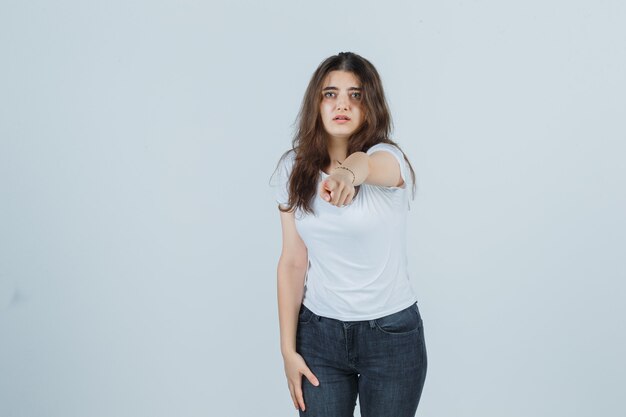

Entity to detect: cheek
[320,102,334,122]
[321,101,333,114]
[354,108,365,125]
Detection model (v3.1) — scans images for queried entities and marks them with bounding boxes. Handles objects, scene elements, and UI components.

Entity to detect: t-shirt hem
[302,297,419,322]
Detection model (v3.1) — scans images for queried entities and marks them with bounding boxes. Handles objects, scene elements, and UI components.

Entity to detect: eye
[323,92,336,98]
[351,92,362,99]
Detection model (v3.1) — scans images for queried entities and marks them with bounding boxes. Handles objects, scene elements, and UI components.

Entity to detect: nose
[336,93,349,111]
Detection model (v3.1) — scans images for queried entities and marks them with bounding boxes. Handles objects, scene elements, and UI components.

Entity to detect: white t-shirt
[271,143,418,321]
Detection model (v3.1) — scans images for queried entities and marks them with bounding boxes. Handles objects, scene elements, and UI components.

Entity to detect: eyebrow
[322,86,362,91]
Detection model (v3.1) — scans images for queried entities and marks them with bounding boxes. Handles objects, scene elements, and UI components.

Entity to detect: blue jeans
[296,302,427,417]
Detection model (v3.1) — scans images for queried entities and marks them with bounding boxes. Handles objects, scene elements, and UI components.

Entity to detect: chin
[328,133,353,140]
[328,128,356,137]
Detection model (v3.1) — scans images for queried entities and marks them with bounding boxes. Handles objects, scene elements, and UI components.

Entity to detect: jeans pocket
[298,304,315,325]
[374,303,422,335]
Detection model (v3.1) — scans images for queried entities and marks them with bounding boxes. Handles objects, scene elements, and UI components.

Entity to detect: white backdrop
[1,1,624,416]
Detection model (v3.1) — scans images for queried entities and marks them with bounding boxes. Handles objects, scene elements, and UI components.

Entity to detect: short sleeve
[366,143,411,190]
[269,150,296,209]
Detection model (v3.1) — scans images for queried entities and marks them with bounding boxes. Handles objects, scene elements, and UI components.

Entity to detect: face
[319,70,365,140]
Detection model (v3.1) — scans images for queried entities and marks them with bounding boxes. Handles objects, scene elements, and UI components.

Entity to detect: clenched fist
[320,170,355,207]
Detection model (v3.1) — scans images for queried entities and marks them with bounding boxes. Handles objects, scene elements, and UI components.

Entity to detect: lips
[333,115,351,120]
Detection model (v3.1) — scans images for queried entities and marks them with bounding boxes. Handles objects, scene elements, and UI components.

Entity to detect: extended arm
[320,150,404,206]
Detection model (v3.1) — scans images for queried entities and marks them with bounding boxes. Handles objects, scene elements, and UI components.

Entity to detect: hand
[283,351,320,411]
[320,171,355,207]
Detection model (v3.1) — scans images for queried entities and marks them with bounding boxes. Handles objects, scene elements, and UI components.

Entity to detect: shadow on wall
[0,278,25,311]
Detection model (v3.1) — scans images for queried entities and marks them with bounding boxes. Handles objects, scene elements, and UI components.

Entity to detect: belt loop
[369,319,376,329]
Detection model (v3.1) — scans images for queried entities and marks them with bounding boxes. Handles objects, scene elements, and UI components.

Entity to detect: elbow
[278,255,308,274]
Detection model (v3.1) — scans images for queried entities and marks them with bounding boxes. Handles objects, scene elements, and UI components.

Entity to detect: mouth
[333,115,351,122]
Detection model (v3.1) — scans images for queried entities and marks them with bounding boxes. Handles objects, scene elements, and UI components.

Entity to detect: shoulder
[272,149,296,176]
[270,149,297,189]
[277,149,297,170]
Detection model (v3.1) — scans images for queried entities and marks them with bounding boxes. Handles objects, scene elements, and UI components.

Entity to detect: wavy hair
[276,52,416,214]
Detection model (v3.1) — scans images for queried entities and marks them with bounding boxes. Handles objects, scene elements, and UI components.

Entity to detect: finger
[295,386,306,411]
[334,192,344,207]
[344,190,355,206]
[347,189,355,204]
[321,181,333,202]
[319,187,331,202]
[320,181,330,199]
[288,385,299,410]
[331,185,343,205]
[338,188,351,207]
[335,187,349,206]
[303,368,320,387]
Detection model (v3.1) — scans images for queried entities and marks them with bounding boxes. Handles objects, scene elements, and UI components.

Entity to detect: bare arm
[277,209,308,357]
[277,209,319,411]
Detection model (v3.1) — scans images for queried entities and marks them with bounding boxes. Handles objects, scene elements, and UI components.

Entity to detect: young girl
[271,52,427,417]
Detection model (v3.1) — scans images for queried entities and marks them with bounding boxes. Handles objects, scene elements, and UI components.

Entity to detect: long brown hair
[277,51,416,214]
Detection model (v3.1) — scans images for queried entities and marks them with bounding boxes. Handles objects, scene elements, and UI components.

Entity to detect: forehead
[322,70,361,87]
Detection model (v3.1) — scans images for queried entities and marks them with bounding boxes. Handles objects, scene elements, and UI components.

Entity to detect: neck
[326,135,348,164]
